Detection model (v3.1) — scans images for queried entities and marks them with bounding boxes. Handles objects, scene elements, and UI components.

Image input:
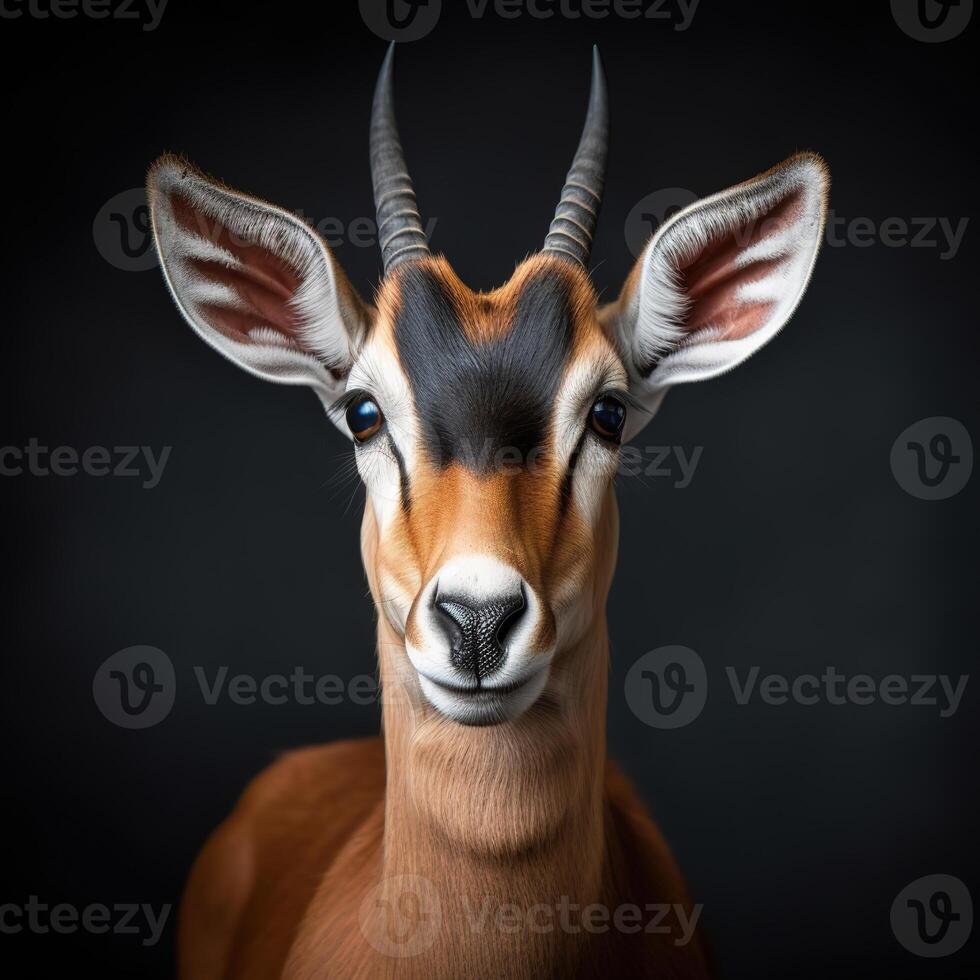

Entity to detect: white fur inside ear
[621,154,828,392]
[147,159,365,400]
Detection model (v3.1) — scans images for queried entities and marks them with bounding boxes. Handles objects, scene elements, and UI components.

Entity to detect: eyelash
[332,388,368,416]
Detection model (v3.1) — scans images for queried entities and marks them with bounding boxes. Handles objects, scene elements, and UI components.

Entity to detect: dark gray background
[2,1,977,976]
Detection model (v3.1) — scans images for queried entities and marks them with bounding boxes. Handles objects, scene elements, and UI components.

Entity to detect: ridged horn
[370,43,431,274]
[542,47,609,268]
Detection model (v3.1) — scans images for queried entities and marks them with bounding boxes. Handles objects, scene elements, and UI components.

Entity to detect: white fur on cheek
[571,438,618,530]
[551,356,627,529]
[347,338,419,533]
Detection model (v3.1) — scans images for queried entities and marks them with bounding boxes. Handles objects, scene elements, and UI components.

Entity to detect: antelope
[147,44,828,980]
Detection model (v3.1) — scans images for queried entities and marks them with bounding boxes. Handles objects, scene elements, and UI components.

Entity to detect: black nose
[435,590,526,679]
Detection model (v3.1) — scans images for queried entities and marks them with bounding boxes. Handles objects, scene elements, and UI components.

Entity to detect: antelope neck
[377,614,610,892]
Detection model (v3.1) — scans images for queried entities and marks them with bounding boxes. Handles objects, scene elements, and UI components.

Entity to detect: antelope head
[147,47,828,732]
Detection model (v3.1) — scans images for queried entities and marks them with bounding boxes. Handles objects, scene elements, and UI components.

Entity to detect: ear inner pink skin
[677,188,804,343]
[169,191,305,347]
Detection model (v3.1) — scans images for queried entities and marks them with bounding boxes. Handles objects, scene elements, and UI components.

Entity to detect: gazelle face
[147,46,829,727]
[353,255,627,723]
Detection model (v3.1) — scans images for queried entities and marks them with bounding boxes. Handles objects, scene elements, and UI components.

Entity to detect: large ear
[146,155,369,418]
[607,152,828,440]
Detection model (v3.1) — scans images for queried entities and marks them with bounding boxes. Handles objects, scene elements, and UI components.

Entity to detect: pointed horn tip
[590,47,607,96]
[379,42,395,79]
[374,42,396,96]
[373,43,399,120]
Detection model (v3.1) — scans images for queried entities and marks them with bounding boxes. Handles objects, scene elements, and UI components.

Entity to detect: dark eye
[346,395,383,443]
[589,395,626,442]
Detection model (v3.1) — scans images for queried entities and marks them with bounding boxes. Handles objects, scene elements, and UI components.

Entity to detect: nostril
[493,591,525,647]
[434,600,466,656]
[435,590,526,680]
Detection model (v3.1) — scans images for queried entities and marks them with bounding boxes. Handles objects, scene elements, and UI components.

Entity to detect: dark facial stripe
[393,266,574,472]
[388,435,411,512]
[559,428,587,517]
